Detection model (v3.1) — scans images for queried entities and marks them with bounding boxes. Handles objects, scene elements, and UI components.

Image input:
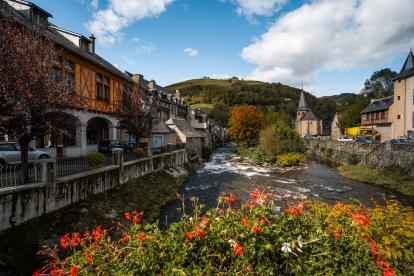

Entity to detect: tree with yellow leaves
[229,105,264,145]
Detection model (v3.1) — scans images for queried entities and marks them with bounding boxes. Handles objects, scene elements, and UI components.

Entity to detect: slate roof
[393,50,414,81]
[4,0,130,81]
[166,118,203,138]
[150,120,174,134]
[297,91,310,111]
[360,96,393,114]
[299,111,320,121]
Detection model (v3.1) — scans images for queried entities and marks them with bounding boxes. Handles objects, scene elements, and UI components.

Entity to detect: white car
[0,142,51,165]
[338,136,353,142]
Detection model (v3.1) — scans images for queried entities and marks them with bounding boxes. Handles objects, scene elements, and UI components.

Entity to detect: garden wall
[307,141,414,177]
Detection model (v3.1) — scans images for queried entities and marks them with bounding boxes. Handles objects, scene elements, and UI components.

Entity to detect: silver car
[0,142,51,165]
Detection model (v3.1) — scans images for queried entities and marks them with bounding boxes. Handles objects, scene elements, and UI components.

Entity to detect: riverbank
[338,165,414,197]
[0,163,198,275]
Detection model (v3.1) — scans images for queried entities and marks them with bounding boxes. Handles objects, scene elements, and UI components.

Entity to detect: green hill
[167,78,336,130]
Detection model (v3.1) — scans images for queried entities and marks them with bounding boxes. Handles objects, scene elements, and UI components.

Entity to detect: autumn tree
[0,2,72,179]
[115,86,152,141]
[229,105,264,145]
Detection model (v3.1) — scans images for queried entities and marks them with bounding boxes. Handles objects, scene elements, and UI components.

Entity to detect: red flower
[71,233,81,247]
[119,232,130,243]
[201,215,209,226]
[383,268,394,276]
[284,202,305,217]
[334,231,341,240]
[185,232,194,240]
[260,218,268,224]
[85,253,92,263]
[234,244,243,255]
[124,211,131,220]
[50,269,64,276]
[241,217,250,228]
[133,217,142,225]
[352,212,372,227]
[92,226,102,241]
[32,270,40,276]
[150,235,155,241]
[69,266,77,276]
[370,239,380,256]
[139,231,147,241]
[197,230,206,238]
[252,227,261,234]
[251,188,260,199]
[230,193,237,203]
[60,233,71,250]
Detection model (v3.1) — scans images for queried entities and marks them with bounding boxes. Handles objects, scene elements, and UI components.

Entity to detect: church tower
[296,91,310,121]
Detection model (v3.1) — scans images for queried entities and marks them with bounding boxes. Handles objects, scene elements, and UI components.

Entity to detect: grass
[190,103,214,114]
[168,78,264,90]
[338,165,414,197]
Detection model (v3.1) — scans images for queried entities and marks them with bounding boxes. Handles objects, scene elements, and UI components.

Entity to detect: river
[160,143,414,227]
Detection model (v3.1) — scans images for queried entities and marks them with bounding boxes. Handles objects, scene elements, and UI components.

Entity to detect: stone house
[166,118,203,157]
[330,113,342,140]
[295,91,323,137]
[190,108,213,150]
[391,50,414,139]
[360,96,394,141]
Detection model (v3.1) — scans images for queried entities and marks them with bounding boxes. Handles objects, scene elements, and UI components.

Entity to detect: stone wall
[307,141,414,176]
[0,150,189,232]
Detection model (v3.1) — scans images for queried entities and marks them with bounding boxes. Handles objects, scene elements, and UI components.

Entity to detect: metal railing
[0,163,42,188]
[56,153,115,178]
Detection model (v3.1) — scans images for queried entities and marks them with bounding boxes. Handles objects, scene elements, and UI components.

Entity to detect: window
[96,74,103,99]
[64,60,75,93]
[398,96,401,100]
[375,112,379,120]
[397,115,401,120]
[104,77,110,101]
[412,112,414,128]
[96,74,110,101]
[381,112,386,120]
[412,90,414,105]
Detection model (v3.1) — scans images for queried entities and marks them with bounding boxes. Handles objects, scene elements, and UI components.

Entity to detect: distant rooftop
[360,96,393,114]
[393,50,414,81]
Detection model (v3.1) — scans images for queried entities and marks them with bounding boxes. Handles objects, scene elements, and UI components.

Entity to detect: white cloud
[90,0,98,9]
[131,37,140,42]
[221,0,288,21]
[242,0,414,88]
[86,0,174,45]
[137,44,157,54]
[183,47,199,57]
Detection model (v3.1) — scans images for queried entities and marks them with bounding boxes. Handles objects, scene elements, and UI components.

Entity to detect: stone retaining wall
[0,150,189,232]
[307,141,414,177]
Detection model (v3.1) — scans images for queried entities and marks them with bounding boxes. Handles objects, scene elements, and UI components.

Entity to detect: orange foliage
[229,105,264,145]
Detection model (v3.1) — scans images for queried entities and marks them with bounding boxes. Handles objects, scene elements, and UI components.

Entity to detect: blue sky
[33,0,414,96]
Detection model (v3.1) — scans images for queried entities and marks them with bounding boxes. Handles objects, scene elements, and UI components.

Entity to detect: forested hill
[167,78,337,129]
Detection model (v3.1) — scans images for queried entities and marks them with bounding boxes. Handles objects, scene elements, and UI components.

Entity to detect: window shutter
[412,112,414,128]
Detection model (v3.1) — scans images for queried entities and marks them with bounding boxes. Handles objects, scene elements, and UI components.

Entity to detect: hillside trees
[229,105,264,145]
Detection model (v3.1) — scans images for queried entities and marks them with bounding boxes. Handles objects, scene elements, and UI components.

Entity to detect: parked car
[0,142,51,165]
[305,135,317,141]
[337,136,353,142]
[355,136,378,143]
[390,139,409,145]
[98,140,128,153]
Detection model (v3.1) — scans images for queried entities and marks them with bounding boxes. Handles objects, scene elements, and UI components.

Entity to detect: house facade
[5,0,141,158]
[391,50,414,139]
[360,96,394,141]
[295,91,323,137]
[330,113,342,140]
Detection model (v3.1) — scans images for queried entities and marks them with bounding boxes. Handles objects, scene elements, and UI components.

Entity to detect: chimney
[148,80,156,90]
[175,89,181,99]
[132,74,143,85]
[89,34,95,54]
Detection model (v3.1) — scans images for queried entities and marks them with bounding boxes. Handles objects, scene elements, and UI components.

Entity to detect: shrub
[85,152,105,166]
[35,190,414,275]
[238,146,267,165]
[260,121,305,160]
[276,152,305,167]
[132,147,145,158]
[347,153,360,165]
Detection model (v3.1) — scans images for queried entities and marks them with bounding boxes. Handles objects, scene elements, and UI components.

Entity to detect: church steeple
[297,91,310,111]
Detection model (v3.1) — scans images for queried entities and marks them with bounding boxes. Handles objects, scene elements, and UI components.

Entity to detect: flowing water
[160,143,414,227]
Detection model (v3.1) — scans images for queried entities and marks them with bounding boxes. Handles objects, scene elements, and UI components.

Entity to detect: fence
[0,163,43,188]
[56,153,115,178]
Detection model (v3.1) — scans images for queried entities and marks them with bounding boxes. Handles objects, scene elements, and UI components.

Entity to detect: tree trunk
[19,139,30,183]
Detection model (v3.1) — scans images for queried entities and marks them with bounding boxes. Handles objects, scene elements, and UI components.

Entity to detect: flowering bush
[275,152,305,167]
[34,189,414,275]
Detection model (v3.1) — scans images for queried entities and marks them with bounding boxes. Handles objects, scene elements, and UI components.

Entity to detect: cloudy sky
[34,0,414,96]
